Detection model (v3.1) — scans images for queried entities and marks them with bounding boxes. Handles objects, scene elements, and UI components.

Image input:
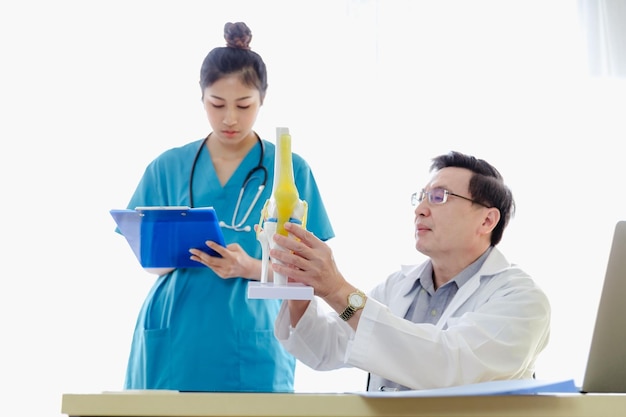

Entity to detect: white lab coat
[274,247,551,390]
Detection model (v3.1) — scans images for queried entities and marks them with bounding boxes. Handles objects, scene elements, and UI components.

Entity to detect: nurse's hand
[189,242,259,280]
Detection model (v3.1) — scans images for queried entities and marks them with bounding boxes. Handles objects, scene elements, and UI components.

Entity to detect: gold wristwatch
[339,290,367,321]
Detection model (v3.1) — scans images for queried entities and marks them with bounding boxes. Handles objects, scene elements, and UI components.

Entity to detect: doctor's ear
[481,207,501,235]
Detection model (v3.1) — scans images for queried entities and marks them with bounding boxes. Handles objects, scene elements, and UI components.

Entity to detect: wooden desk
[61,391,626,417]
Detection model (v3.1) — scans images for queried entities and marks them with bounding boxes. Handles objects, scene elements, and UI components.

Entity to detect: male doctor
[270,150,550,391]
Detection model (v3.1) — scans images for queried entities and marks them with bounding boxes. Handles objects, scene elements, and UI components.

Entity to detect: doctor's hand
[270,222,348,299]
[189,242,259,280]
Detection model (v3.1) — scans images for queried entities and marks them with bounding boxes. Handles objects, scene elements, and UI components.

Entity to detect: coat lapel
[435,248,510,329]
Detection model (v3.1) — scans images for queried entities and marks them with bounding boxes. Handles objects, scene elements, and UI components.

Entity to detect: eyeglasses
[411,188,490,208]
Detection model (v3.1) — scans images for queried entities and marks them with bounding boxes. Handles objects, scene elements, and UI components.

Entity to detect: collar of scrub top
[189,132,268,232]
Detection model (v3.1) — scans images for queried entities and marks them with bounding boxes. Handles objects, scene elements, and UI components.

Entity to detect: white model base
[247,282,314,300]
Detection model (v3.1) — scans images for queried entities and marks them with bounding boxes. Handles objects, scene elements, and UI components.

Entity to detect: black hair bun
[224,22,252,50]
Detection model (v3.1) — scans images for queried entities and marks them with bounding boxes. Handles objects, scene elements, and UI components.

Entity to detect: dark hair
[199,22,268,102]
[430,151,515,246]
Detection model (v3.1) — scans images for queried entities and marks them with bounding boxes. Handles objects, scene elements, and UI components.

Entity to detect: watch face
[349,292,365,308]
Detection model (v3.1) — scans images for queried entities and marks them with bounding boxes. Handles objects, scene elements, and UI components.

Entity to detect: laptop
[581,220,626,393]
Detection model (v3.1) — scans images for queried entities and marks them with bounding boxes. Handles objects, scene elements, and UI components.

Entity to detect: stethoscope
[189,133,268,232]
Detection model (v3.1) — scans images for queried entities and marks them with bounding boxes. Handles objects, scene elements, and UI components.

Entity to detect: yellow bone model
[257,127,308,285]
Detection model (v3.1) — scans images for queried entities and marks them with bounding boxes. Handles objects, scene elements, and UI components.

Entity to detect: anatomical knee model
[256,127,308,285]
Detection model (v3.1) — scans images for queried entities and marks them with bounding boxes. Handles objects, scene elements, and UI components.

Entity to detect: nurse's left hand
[189,242,258,280]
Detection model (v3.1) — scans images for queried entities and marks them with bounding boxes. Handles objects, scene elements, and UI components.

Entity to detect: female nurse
[121,21,334,392]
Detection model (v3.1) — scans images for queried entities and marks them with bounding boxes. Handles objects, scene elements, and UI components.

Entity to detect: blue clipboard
[110,206,226,268]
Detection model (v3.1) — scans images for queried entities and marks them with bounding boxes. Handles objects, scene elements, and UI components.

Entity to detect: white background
[1,1,625,416]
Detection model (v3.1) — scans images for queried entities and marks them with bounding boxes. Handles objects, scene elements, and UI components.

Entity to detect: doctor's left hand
[189,242,258,280]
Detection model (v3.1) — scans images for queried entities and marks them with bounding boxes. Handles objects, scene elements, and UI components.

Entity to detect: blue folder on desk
[110,206,226,268]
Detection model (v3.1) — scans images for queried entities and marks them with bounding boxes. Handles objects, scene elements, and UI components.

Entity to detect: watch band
[339,305,357,321]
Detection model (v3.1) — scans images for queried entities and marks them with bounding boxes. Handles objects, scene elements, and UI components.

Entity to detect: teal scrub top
[122,138,334,392]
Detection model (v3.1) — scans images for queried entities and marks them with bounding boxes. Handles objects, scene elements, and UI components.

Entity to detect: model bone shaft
[273,127,299,236]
